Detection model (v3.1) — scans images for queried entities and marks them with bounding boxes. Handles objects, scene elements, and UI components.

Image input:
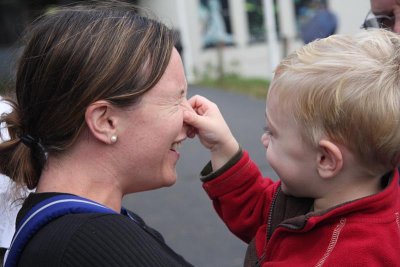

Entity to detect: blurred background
[0,0,371,266]
[0,0,370,91]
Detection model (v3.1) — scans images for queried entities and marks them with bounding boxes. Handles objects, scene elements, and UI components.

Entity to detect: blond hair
[270,29,400,171]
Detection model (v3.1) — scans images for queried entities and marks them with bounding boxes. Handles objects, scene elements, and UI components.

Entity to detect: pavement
[123,85,278,267]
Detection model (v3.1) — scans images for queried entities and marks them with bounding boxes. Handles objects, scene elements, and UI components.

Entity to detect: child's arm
[184,95,278,243]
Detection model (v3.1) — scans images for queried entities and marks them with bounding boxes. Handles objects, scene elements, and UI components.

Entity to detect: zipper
[255,185,281,266]
[267,186,281,240]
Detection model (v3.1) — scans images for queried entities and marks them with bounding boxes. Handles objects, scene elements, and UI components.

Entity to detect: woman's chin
[162,173,177,187]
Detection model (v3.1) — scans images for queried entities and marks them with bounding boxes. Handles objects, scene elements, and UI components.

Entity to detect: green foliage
[194,74,269,100]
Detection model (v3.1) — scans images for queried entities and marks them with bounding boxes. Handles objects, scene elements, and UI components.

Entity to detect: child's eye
[263,126,272,136]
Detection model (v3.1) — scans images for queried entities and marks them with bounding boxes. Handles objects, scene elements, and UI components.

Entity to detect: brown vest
[243,186,313,267]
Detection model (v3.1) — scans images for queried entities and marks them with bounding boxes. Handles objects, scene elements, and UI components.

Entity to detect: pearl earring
[110,135,117,143]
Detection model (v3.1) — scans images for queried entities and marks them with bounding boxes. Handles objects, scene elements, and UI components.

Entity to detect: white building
[139,0,371,81]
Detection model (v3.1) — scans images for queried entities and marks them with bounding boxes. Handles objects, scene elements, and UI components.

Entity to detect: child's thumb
[183,110,203,128]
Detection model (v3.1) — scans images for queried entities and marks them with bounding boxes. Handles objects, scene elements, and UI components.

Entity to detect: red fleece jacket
[202,151,400,266]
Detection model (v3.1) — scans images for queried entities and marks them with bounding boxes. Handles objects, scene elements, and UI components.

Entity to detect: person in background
[363,0,400,32]
[300,3,338,44]
[184,29,400,265]
[0,1,194,266]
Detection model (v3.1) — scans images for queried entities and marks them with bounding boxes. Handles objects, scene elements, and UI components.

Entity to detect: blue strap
[3,195,117,267]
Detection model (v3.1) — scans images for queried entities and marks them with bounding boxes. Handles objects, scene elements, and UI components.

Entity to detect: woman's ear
[317,139,343,179]
[85,101,118,144]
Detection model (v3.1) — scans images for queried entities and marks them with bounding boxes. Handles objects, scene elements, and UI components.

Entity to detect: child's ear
[85,100,118,145]
[317,139,343,179]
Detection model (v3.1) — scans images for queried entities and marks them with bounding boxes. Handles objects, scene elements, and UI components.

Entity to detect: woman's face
[117,48,190,193]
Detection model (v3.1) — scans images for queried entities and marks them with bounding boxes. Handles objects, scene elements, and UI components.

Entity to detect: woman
[0,1,193,266]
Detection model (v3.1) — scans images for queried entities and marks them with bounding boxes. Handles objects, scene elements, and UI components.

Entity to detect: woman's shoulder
[18,194,193,267]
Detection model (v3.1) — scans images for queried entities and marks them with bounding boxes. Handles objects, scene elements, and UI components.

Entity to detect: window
[199,0,234,48]
[245,0,280,43]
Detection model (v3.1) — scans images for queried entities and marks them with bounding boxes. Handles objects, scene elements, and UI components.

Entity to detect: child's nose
[261,133,270,148]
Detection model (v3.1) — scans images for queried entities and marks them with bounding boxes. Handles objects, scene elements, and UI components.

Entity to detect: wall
[330,0,370,35]
[140,0,372,81]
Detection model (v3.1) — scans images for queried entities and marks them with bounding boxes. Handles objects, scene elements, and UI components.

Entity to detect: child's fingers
[183,109,202,128]
[186,125,197,138]
[188,95,209,107]
[187,95,217,116]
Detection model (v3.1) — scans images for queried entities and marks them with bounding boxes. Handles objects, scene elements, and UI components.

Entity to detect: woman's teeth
[171,142,182,151]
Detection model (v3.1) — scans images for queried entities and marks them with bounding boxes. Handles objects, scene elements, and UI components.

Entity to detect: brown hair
[0,1,176,189]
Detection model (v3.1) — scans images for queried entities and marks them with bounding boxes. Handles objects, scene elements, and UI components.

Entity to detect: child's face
[262,91,322,197]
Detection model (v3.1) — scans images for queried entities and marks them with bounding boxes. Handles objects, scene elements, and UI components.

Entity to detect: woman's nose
[181,121,196,139]
[393,7,400,33]
[181,99,196,138]
[393,20,400,33]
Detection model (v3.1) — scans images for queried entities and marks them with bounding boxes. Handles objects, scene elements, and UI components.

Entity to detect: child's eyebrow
[265,111,276,132]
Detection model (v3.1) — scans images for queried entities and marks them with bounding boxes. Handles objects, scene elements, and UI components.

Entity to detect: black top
[16,193,193,267]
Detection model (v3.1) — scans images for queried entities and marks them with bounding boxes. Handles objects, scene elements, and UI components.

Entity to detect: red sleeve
[202,151,279,243]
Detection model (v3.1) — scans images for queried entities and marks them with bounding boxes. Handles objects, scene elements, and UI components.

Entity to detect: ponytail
[0,98,45,189]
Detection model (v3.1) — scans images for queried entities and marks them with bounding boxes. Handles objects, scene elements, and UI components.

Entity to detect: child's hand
[183,95,239,170]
